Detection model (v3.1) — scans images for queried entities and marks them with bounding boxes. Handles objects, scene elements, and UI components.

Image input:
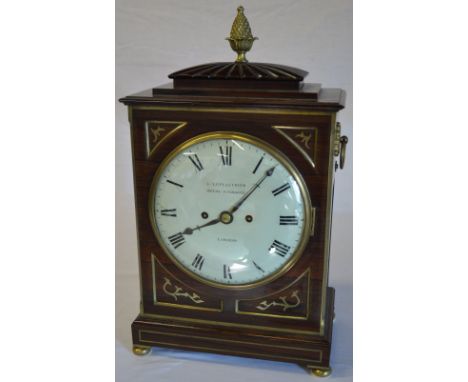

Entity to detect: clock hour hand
[182,217,221,235]
[229,166,276,214]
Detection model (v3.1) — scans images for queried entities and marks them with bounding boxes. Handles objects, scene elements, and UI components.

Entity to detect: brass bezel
[148,131,313,290]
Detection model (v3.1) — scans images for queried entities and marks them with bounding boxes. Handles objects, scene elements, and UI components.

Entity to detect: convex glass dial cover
[149,132,312,288]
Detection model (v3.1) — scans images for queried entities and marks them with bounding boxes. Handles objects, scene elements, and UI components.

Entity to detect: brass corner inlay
[272,126,318,169]
[162,277,205,304]
[256,290,301,312]
[235,268,311,320]
[151,254,223,312]
[145,121,187,159]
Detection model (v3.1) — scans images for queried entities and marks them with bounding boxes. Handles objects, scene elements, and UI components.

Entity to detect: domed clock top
[168,5,308,87]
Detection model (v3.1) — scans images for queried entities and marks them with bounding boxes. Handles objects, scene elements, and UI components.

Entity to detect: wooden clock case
[120,61,346,375]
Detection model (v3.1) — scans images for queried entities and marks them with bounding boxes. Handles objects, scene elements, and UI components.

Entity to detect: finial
[226,6,258,62]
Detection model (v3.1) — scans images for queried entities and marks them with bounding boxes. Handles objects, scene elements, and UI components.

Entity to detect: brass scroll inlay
[162,277,204,304]
[295,131,313,149]
[151,254,223,312]
[256,290,301,312]
[151,126,165,144]
[235,269,311,320]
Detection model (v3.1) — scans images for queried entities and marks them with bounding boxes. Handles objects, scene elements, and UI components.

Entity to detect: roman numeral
[252,155,264,174]
[168,232,185,249]
[279,215,299,225]
[188,153,204,171]
[166,179,183,188]
[272,183,291,196]
[252,261,265,273]
[192,254,204,271]
[269,240,291,257]
[219,145,232,166]
[223,264,232,279]
[161,208,177,217]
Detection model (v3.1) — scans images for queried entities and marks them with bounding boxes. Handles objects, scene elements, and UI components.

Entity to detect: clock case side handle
[333,122,348,170]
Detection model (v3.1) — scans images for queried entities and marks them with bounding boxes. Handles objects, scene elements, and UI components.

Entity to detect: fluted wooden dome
[169,62,307,82]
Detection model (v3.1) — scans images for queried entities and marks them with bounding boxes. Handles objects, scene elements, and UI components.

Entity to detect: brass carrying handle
[339,136,348,170]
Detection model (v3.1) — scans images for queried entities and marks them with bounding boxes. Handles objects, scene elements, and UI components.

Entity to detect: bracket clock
[119,6,347,377]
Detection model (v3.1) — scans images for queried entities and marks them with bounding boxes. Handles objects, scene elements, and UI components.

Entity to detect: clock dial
[150,132,312,287]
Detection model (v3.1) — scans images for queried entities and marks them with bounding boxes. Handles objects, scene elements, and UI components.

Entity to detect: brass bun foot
[310,367,332,377]
[132,345,151,356]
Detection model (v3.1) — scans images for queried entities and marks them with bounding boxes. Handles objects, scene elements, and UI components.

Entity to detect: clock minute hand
[229,166,276,214]
[182,217,221,235]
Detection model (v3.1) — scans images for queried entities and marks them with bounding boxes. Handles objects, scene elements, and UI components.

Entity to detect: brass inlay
[151,126,165,143]
[127,106,145,315]
[235,269,310,320]
[127,105,133,123]
[126,104,339,336]
[139,329,322,355]
[272,125,318,169]
[162,277,204,304]
[311,206,316,237]
[139,311,320,335]
[256,290,301,312]
[144,121,187,159]
[133,314,328,346]
[227,6,258,63]
[296,131,313,149]
[320,113,338,329]
[148,131,313,290]
[138,329,322,363]
[133,105,333,117]
[151,254,223,312]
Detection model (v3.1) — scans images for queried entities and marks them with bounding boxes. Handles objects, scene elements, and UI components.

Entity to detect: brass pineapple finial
[226,6,258,63]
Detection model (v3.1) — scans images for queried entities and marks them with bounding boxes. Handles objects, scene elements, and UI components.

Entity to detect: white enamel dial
[150,133,311,287]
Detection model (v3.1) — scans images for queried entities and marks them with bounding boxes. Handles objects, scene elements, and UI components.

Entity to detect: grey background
[116,0,352,380]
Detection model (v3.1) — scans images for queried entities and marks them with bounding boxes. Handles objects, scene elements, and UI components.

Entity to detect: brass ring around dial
[148,131,313,290]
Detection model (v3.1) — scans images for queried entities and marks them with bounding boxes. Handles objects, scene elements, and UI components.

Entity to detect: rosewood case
[120,61,345,371]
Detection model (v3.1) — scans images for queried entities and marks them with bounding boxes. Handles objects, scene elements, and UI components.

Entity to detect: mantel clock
[120,6,347,377]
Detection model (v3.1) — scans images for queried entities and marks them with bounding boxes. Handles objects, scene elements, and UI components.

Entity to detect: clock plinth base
[132,345,151,356]
[131,287,335,373]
